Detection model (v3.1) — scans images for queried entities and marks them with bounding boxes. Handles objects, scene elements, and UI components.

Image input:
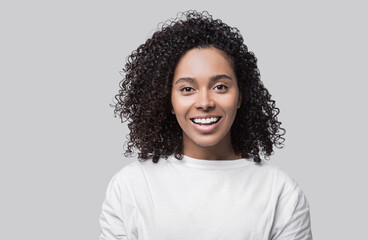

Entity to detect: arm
[99,175,128,240]
[271,186,313,240]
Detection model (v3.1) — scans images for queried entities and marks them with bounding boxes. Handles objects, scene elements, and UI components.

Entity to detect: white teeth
[192,117,220,124]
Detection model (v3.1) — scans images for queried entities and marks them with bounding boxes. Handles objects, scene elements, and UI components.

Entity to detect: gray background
[1,0,367,239]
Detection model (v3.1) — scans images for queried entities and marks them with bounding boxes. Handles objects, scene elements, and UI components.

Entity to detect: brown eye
[180,87,194,92]
[214,84,228,91]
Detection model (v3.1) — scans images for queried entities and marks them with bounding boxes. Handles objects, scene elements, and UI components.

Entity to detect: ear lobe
[237,94,242,109]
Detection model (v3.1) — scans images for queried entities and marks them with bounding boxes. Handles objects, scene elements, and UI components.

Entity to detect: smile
[190,117,221,125]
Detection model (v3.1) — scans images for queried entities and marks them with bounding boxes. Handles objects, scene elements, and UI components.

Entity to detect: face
[171,47,241,155]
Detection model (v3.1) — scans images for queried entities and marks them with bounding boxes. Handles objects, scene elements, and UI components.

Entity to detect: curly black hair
[113,10,285,163]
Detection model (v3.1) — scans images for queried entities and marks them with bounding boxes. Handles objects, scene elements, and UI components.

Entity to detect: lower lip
[190,118,222,134]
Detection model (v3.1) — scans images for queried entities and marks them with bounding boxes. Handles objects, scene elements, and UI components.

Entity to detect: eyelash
[179,84,228,92]
[180,87,195,92]
[214,84,228,91]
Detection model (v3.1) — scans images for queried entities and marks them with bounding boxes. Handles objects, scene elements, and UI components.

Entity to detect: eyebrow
[175,74,232,84]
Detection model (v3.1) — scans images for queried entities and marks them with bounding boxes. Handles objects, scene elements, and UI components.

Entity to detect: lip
[189,115,222,134]
[190,115,221,119]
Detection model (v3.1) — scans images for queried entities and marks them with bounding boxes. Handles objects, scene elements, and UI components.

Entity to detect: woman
[100,10,312,240]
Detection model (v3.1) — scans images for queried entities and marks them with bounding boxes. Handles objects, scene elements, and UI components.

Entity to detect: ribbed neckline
[167,154,255,170]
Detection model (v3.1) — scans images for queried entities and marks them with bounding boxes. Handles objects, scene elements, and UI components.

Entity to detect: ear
[237,93,242,109]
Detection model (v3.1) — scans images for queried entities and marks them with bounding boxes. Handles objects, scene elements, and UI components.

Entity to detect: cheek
[222,96,240,114]
[171,94,193,117]
[170,93,179,114]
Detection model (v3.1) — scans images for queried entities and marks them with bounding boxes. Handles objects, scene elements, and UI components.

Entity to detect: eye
[213,84,228,91]
[180,86,195,92]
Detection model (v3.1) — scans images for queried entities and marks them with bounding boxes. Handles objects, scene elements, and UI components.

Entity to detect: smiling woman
[100,10,313,240]
[171,47,241,159]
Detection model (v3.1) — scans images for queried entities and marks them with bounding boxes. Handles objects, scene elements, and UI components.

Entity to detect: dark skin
[171,47,242,160]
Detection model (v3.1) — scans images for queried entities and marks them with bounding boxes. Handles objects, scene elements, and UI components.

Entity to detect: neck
[184,150,240,160]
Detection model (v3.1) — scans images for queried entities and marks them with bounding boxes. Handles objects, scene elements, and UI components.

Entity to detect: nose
[194,90,215,110]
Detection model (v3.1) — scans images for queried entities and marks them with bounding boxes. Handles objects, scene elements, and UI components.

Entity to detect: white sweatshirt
[99,155,312,240]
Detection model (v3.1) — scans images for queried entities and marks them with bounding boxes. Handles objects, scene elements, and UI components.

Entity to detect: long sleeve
[99,175,128,240]
[270,186,313,240]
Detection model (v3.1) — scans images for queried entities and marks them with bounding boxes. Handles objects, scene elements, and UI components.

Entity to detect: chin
[189,134,226,148]
[195,141,220,148]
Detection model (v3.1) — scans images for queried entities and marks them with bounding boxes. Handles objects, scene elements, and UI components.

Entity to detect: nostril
[195,98,215,110]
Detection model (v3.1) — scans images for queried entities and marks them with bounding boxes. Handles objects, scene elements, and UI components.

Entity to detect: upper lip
[190,115,222,119]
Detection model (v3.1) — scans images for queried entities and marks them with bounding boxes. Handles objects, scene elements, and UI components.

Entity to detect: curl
[112,10,285,163]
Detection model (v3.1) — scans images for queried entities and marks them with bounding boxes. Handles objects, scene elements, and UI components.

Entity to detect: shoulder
[250,161,303,199]
[112,158,167,183]
[251,161,297,183]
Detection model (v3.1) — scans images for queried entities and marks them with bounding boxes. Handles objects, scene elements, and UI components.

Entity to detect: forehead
[173,47,235,78]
